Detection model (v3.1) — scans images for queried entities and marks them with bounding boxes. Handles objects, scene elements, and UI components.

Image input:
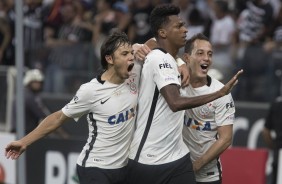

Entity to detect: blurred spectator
[269,0,281,18]
[12,69,69,138]
[233,0,247,17]
[127,0,153,43]
[172,0,193,26]
[0,0,12,65]
[262,95,282,184]
[42,1,95,93]
[264,5,282,100]
[235,0,274,101]
[237,0,273,45]
[42,0,64,29]
[92,0,115,58]
[194,0,213,20]
[44,1,92,48]
[185,7,205,39]
[209,0,236,83]
[92,0,131,59]
[112,1,131,33]
[23,0,44,51]
[5,0,46,67]
[1,0,46,67]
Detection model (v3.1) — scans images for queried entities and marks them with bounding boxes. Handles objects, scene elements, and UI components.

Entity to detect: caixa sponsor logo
[108,107,135,125]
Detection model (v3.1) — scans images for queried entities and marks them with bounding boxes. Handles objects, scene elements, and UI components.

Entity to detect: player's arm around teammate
[133,38,190,87]
[137,38,242,111]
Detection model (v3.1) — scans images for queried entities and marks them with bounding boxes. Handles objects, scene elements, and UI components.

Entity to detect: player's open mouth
[128,63,134,72]
[200,64,208,70]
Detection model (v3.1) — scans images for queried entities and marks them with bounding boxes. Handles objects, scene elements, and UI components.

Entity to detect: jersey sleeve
[62,83,93,122]
[215,94,235,126]
[148,52,180,90]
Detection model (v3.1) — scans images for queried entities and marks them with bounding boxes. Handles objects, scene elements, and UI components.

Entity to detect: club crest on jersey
[108,107,136,125]
[73,96,79,103]
[198,103,214,118]
[127,78,137,94]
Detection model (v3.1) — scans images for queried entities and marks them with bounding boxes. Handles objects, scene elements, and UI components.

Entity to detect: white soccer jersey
[129,49,189,165]
[182,76,235,182]
[62,62,141,169]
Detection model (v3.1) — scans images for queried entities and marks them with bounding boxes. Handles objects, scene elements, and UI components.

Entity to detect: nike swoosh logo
[101,97,111,104]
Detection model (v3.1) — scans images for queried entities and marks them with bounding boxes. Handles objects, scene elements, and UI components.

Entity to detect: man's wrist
[176,58,186,66]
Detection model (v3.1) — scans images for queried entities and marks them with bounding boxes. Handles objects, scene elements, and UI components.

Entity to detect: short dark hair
[149,4,180,38]
[215,0,229,13]
[184,33,210,54]
[100,30,131,69]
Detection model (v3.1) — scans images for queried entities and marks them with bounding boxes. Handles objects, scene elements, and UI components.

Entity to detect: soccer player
[127,4,242,184]
[5,31,141,184]
[182,33,235,184]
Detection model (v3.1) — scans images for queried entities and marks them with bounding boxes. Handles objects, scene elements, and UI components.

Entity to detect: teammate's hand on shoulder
[133,43,151,62]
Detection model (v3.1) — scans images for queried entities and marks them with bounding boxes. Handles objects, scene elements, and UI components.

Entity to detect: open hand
[220,69,243,96]
[5,141,27,160]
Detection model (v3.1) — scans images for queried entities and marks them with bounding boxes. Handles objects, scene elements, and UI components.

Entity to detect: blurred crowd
[0,0,282,102]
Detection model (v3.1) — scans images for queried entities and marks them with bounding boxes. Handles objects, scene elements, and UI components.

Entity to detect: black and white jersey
[62,62,141,169]
[182,77,235,182]
[129,49,189,165]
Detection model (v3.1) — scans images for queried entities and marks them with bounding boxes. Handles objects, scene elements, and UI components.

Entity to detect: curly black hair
[149,4,180,38]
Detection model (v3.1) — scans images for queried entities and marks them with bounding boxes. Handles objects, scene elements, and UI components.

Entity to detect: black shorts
[126,153,196,184]
[76,164,127,184]
[197,180,221,184]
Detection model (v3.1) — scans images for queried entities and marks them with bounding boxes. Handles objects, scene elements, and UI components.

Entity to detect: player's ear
[183,53,190,64]
[158,29,166,39]
[105,55,113,65]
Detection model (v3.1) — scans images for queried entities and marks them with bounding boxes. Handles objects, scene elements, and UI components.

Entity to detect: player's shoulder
[147,48,167,59]
[210,77,224,89]
[146,49,175,67]
[77,78,99,94]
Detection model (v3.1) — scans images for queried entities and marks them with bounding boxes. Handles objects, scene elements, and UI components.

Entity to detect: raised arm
[161,69,243,111]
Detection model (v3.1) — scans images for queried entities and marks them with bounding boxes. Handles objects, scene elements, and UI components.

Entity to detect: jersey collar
[207,75,212,87]
[97,74,105,84]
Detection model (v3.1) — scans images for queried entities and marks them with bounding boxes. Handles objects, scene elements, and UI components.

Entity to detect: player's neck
[102,69,125,84]
[189,76,207,88]
[157,40,179,59]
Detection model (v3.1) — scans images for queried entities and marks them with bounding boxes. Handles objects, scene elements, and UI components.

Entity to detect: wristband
[176,58,186,66]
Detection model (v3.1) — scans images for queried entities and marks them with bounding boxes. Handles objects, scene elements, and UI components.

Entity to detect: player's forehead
[114,42,132,53]
[193,39,212,52]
